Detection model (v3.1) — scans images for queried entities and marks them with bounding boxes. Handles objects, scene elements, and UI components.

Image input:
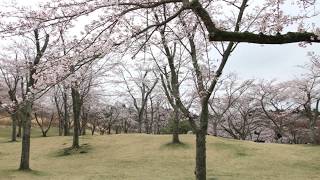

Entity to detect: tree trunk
[108,124,111,134]
[172,109,180,144]
[63,90,70,136]
[58,117,63,136]
[54,95,63,136]
[195,131,206,180]
[91,126,96,135]
[19,101,32,170]
[115,126,119,134]
[82,127,86,135]
[194,102,209,180]
[212,121,218,136]
[310,119,317,144]
[17,116,22,138]
[138,112,143,133]
[11,112,18,142]
[42,132,47,137]
[124,120,128,133]
[71,87,81,149]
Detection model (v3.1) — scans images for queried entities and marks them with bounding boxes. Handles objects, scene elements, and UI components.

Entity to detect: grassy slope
[0,133,319,180]
[0,126,59,139]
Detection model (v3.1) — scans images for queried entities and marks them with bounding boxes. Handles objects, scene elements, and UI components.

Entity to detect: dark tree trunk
[138,111,143,133]
[71,87,81,149]
[195,131,206,180]
[18,29,49,171]
[172,109,180,144]
[91,126,96,135]
[100,130,105,135]
[80,112,88,136]
[115,126,119,134]
[145,107,149,134]
[54,95,63,136]
[34,113,54,138]
[17,116,22,138]
[194,102,209,180]
[212,121,218,136]
[149,98,154,134]
[11,112,18,142]
[19,102,32,170]
[156,113,161,134]
[82,127,86,135]
[58,117,63,136]
[63,90,70,136]
[107,124,112,134]
[124,120,128,133]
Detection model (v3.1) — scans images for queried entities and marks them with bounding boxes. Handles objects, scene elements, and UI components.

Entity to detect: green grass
[0,126,59,140]
[0,133,319,180]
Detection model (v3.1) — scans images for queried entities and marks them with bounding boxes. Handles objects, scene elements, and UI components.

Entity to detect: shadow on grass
[301,144,320,148]
[51,143,92,157]
[0,169,48,177]
[0,140,20,144]
[210,142,252,157]
[160,142,191,150]
[208,171,239,180]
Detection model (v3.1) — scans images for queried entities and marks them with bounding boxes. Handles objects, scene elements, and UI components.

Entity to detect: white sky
[225,43,320,81]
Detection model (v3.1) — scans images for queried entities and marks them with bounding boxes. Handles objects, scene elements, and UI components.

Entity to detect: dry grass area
[0,114,11,126]
[0,133,319,180]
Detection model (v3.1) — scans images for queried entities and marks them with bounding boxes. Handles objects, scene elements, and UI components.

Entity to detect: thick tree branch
[210,31,320,44]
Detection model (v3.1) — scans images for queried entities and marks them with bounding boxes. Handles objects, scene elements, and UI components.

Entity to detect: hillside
[0,133,319,180]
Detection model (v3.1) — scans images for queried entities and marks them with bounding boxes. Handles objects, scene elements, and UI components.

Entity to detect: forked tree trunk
[19,101,32,170]
[71,87,81,149]
[34,113,54,137]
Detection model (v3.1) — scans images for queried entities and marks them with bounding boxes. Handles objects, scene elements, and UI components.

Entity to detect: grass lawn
[0,126,60,139]
[0,132,319,180]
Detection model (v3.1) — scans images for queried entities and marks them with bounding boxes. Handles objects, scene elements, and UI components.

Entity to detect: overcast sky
[224,43,320,81]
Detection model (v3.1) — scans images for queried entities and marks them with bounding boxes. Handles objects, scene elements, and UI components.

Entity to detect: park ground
[0,127,320,180]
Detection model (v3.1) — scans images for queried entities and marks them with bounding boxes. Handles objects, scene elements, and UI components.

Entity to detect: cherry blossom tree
[1,0,320,179]
[209,75,253,136]
[120,66,159,133]
[53,85,71,136]
[290,56,320,144]
[257,80,301,142]
[33,98,55,137]
[221,88,263,140]
[0,49,23,141]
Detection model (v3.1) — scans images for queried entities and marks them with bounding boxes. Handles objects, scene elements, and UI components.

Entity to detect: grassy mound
[0,134,319,180]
